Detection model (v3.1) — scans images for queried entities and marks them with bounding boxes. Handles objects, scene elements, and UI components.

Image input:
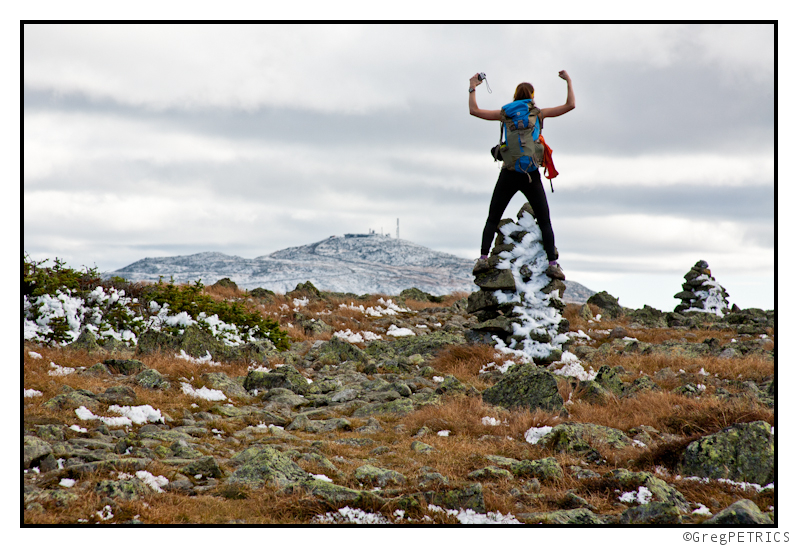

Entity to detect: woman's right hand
[469,74,481,88]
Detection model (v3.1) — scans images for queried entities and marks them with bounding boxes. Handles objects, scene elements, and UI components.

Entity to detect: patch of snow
[437,430,450,437]
[311,474,333,482]
[333,329,382,343]
[386,324,415,337]
[428,504,521,524]
[28,351,43,359]
[59,478,76,488]
[48,361,75,376]
[97,505,114,521]
[24,388,43,398]
[619,486,653,505]
[181,382,227,401]
[69,425,87,433]
[136,470,169,493]
[432,376,445,383]
[524,426,553,445]
[175,349,221,366]
[481,416,502,426]
[550,351,596,381]
[693,504,712,516]
[314,506,391,524]
[75,404,164,427]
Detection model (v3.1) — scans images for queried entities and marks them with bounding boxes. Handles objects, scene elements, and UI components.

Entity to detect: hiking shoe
[473,257,490,275]
[545,262,566,280]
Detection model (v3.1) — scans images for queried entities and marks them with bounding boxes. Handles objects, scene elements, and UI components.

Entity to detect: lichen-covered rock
[425,483,485,513]
[618,502,682,524]
[43,388,100,412]
[138,324,273,363]
[681,421,773,485]
[606,469,690,513]
[296,479,368,507]
[399,287,444,303]
[704,499,773,525]
[389,331,467,358]
[243,365,309,395]
[227,446,311,488]
[308,336,366,365]
[517,508,606,524]
[68,328,102,353]
[467,466,514,481]
[352,398,414,418]
[180,456,224,479]
[134,368,171,390]
[354,464,407,487]
[510,457,563,481]
[538,422,633,454]
[201,372,250,399]
[627,305,668,328]
[481,363,564,412]
[103,359,146,375]
[94,478,148,501]
[586,291,624,319]
[287,280,324,300]
[24,436,53,469]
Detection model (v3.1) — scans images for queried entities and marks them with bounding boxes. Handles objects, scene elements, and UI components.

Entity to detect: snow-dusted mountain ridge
[112,234,595,302]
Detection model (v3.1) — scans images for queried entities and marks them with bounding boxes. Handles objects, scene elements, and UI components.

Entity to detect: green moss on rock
[681,421,773,485]
[481,363,564,412]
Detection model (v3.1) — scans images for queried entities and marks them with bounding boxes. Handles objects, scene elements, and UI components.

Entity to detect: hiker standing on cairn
[469,70,575,280]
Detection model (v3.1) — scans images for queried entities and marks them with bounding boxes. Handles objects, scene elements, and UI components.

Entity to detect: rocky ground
[23,284,775,525]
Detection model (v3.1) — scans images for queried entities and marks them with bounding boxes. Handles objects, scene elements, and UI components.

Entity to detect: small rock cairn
[674,260,730,316]
[467,203,569,364]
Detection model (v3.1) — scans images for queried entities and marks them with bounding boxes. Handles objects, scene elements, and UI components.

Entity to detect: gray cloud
[23,23,775,309]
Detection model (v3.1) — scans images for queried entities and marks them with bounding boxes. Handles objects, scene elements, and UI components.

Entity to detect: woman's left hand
[469,74,482,88]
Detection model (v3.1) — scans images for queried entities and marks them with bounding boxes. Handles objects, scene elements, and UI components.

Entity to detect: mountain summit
[112,233,595,302]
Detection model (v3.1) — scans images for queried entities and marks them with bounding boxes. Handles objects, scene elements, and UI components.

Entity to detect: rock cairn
[674,260,730,316]
[466,203,569,364]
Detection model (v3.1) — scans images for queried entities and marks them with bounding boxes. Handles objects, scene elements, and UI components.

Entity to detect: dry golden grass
[566,390,773,437]
[588,352,774,387]
[24,287,775,524]
[425,344,501,389]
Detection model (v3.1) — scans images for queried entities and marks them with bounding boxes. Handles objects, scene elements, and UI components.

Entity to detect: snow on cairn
[674,260,731,316]
[467,203,571,366]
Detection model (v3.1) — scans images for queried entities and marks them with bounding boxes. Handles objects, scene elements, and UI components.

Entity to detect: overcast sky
[23,23,775,310]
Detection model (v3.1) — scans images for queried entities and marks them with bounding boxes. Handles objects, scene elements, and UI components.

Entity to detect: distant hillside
[111,234,596,303]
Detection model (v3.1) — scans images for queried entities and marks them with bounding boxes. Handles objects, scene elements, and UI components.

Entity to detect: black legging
[480,168,556,260]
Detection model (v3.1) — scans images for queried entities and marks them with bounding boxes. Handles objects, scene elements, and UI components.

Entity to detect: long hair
[514,82,535,103]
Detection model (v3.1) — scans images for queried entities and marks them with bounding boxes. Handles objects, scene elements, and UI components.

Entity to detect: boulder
[618,502,682,524]
[680,421,773,485]
[103,359,145,375]
[538,423,633,455]
[704,499,773,525]
[424,483,485,513]
[227,446,311,488]
[353,465,407,487]
[510,457,563,481]
[482,363,564,412]
[243,365,310,395]
[135,368,171,390]
[586,291,624,319]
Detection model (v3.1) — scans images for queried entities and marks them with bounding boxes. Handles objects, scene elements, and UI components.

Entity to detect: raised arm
[539,70,575,120]
[468,74,502,121]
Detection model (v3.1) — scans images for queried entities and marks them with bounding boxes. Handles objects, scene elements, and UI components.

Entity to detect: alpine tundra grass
[23,262,774,525]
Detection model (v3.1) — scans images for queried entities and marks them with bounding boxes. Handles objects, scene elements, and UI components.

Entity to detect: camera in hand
[491,144,503,161]
[478,72,486,81]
